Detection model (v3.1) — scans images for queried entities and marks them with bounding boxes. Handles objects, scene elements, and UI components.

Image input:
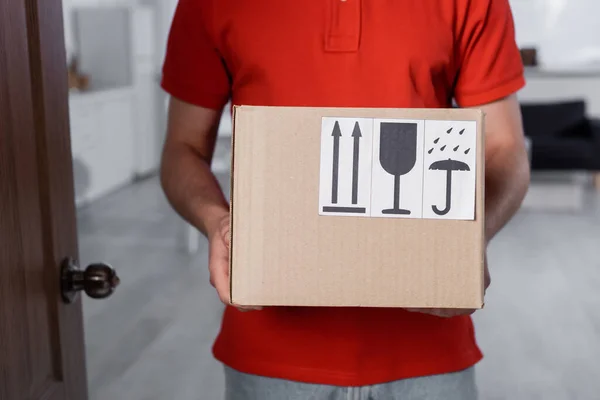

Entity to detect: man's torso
[207,0,484,386]
[161,0,523,386]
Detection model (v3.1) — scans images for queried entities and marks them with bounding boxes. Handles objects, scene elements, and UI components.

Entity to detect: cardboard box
[230,106,485,309]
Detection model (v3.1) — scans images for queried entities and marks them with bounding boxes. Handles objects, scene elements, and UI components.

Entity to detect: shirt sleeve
[453,0,525,107]
[160,0,230,110]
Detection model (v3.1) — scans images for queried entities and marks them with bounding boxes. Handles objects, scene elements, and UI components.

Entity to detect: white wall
[63,0,132,64]
[65,0,600,70]
[511,0,600,68]
[64,0,167,195]
[153,0,178,67]
[62,0,176,69]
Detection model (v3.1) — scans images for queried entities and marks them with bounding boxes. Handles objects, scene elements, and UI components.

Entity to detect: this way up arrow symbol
[351,121,361,204]
[331,121,342,204]
[321,119,367,215]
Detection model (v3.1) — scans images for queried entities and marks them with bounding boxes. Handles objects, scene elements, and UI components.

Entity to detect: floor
[77,173,600,400]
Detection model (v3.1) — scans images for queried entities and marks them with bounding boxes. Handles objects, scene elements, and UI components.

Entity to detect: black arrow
[331,121,342,204]
[351,121,361,204]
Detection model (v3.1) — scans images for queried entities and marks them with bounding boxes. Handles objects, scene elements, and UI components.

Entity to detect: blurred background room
[61,0,599,399]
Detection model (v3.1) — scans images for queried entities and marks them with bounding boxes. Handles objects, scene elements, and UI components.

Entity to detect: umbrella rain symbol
[429,158,470,216]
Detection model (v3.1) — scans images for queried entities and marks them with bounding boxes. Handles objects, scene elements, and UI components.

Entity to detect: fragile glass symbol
[379,122,418,215]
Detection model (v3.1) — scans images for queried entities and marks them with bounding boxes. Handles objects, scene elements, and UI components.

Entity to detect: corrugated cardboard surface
[230,106,485,308]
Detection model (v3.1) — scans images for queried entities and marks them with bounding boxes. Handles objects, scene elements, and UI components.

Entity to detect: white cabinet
[132,73,162,176]
[131,6,162,176]
[70,89,136,206]
[68,3,164,207]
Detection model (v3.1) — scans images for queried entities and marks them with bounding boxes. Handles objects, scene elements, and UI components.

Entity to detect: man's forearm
[484,139,530,242]
[160,143,229,237]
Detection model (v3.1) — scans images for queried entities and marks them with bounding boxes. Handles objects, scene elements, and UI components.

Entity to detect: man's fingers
[405,308,445,317]
[210,261,262,310]
[208,217,261,311]
[209,237,231,304]
[484,255,491,293]
[236,305,263,312]
[222,228,231,248]
[209,258,230,304]
[218,218,231,248]
[212,271,230,304]
[405,308,475,318]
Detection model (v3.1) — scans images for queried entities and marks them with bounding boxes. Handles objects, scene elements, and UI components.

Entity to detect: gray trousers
[224,366,478,400]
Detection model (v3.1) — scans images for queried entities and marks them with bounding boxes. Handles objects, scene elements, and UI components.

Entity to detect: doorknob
[60,257,120,304]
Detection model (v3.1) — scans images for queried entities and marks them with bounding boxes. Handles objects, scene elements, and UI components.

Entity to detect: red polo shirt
[161,0,525,386]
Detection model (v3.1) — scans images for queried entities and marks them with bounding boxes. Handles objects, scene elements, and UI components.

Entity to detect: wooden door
[0,0,117,399]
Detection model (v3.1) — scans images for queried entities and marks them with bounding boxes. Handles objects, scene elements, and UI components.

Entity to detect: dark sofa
[520,100,600,171]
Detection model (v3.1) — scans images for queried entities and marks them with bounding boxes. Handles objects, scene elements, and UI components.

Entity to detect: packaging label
[318,117,477,220]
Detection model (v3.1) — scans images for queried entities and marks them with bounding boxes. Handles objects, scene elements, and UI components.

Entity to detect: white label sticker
[422,120,477,220]
[319,117,373,216]
[318,117,477,220]
[370,119,425,218]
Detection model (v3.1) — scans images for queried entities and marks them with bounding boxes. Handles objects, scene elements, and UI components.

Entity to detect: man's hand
[208,214,262,311]
[160,98,262,311]
[406,253,490,318]
[208,214,231,304]
[407,94,528,319]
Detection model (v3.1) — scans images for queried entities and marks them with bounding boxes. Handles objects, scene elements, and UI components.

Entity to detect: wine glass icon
[379,122,418,215]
